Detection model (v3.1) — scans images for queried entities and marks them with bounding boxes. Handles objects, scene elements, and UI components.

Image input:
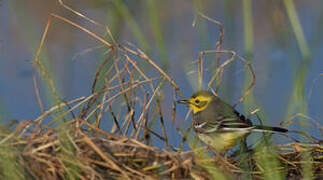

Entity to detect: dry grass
[1,116,322,179]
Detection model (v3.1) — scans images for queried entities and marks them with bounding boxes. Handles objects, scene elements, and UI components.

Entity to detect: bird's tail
[252,125,288,133]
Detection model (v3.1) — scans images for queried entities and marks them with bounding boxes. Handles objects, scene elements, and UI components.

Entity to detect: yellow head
[177,90,214,114]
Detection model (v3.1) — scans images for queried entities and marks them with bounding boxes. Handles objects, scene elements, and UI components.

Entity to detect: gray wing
[193,98,253,133]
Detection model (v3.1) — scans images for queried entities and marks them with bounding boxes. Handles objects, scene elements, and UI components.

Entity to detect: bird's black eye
[195,99,200,104]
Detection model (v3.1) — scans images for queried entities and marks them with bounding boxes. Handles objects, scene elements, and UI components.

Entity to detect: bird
[177,90,288,151]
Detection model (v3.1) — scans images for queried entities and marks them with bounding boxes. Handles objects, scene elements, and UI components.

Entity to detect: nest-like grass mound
[1,118,322,179]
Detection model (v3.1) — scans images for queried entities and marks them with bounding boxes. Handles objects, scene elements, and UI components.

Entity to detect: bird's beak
[177,99,190,104]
